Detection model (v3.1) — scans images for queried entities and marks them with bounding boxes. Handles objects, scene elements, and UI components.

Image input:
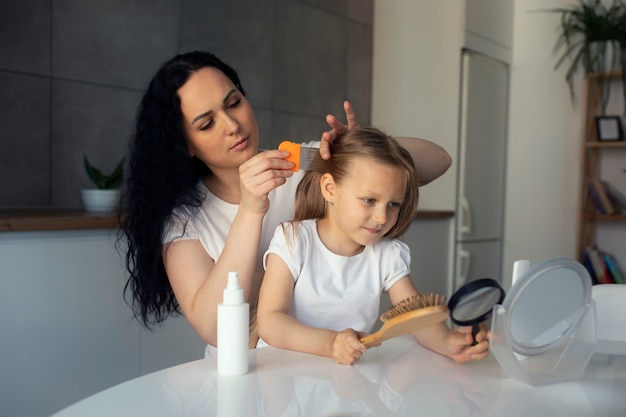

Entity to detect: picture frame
[595,116,623,141]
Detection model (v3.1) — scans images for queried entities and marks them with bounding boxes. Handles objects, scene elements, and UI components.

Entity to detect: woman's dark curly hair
[118,51,245,328]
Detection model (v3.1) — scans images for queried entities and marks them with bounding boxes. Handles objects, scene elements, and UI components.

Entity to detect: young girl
[257,127,489,365]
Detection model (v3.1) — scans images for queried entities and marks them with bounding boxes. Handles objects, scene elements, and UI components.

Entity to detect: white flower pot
[81,189,121,213]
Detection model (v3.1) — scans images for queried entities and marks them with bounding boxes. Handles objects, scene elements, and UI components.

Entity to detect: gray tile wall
[0,0,372,208]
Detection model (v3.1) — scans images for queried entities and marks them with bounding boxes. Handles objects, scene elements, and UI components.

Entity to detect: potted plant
[81,155,125,213]
[546,0,626,113]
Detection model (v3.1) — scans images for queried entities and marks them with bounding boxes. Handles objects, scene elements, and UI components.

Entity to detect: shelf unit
[576,72,626,263]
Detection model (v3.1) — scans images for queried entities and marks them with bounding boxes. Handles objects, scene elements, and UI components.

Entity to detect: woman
[120,50,451,353]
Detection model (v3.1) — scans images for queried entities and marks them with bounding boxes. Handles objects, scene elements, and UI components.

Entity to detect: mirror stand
[490,300,596,386]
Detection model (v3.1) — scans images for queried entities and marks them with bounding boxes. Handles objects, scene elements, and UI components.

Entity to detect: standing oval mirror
[504,257,592,356]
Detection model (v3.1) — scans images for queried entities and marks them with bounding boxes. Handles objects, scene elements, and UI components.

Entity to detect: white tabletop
[52,336,626,417]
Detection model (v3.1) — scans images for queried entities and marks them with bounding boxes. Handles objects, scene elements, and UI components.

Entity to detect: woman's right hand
[238,149,295,214]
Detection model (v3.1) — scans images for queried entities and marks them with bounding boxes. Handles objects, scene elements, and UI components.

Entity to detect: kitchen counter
[0,209,119,232]
[0,209,453,232]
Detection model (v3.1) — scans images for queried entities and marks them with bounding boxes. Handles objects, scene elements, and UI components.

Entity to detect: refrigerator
[453,49,509,291]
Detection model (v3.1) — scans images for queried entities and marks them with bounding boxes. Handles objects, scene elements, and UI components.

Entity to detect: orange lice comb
[278,141,317,172]
[278,141,302,172]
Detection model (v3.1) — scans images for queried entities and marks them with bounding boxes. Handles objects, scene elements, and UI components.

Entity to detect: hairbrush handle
[360,305,449,348]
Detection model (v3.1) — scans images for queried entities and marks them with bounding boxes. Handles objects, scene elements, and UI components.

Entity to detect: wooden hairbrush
[360,294,449,348]
[278,140,318,172]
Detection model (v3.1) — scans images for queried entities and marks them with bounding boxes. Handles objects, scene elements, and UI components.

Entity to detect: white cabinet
[402,219,452,297]
[0,230,205,417]
[139,316,205,375]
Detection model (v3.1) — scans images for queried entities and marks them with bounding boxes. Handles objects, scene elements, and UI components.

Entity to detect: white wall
[464,0,513,62]
[504,0,582,284]
[371,0,463,211]
[373,0,588,288]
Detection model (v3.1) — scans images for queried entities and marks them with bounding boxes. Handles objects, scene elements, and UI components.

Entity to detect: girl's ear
[320,173,336,204]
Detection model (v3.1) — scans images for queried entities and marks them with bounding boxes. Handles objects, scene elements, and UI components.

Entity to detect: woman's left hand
[319,101,360,159]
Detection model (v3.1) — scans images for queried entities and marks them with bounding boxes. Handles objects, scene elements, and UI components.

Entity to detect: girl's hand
[331,328,367,365]
[320,101,360,159]
[238,149,295,214]
[445,324,491,363]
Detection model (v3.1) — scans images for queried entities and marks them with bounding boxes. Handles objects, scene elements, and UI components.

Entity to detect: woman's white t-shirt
[162,170,306,357]
[163,171,306,272]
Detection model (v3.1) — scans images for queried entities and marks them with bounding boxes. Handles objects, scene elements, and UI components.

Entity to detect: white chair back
[592,284,626,349]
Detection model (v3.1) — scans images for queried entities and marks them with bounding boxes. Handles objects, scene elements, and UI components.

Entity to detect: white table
[51,336,626,417]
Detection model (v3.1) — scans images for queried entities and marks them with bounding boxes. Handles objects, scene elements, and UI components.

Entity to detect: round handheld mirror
[447,278,505,345]
[504,257,592,356]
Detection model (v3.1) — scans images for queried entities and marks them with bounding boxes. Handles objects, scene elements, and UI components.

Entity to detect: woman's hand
[237,149,295,214]
[319,101,360,159]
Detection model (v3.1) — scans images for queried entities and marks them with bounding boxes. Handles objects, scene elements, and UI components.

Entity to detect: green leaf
[538,0,626,114]
[84,155,125,190]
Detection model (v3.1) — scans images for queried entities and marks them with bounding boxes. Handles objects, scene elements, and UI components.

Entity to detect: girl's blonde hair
[294,127,419,238]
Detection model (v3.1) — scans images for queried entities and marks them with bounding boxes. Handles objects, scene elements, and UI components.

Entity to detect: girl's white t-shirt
[260,219,411,344]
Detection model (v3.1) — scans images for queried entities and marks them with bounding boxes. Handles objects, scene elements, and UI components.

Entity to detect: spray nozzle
[223,272,244,305]
[227,272,241,290]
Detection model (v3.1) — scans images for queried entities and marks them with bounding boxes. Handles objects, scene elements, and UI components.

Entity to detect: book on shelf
[590,178,615,215]
[584,246,614,284]
[604,181,626,213]
[583,246,626,285]
[582,248,598,284]
[603,252,626,284]
[587,181,606,214]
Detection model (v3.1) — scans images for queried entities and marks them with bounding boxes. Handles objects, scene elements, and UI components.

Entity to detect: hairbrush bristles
[380,293,446,323]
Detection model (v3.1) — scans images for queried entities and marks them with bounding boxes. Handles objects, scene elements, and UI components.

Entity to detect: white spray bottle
[217,271,249,375]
